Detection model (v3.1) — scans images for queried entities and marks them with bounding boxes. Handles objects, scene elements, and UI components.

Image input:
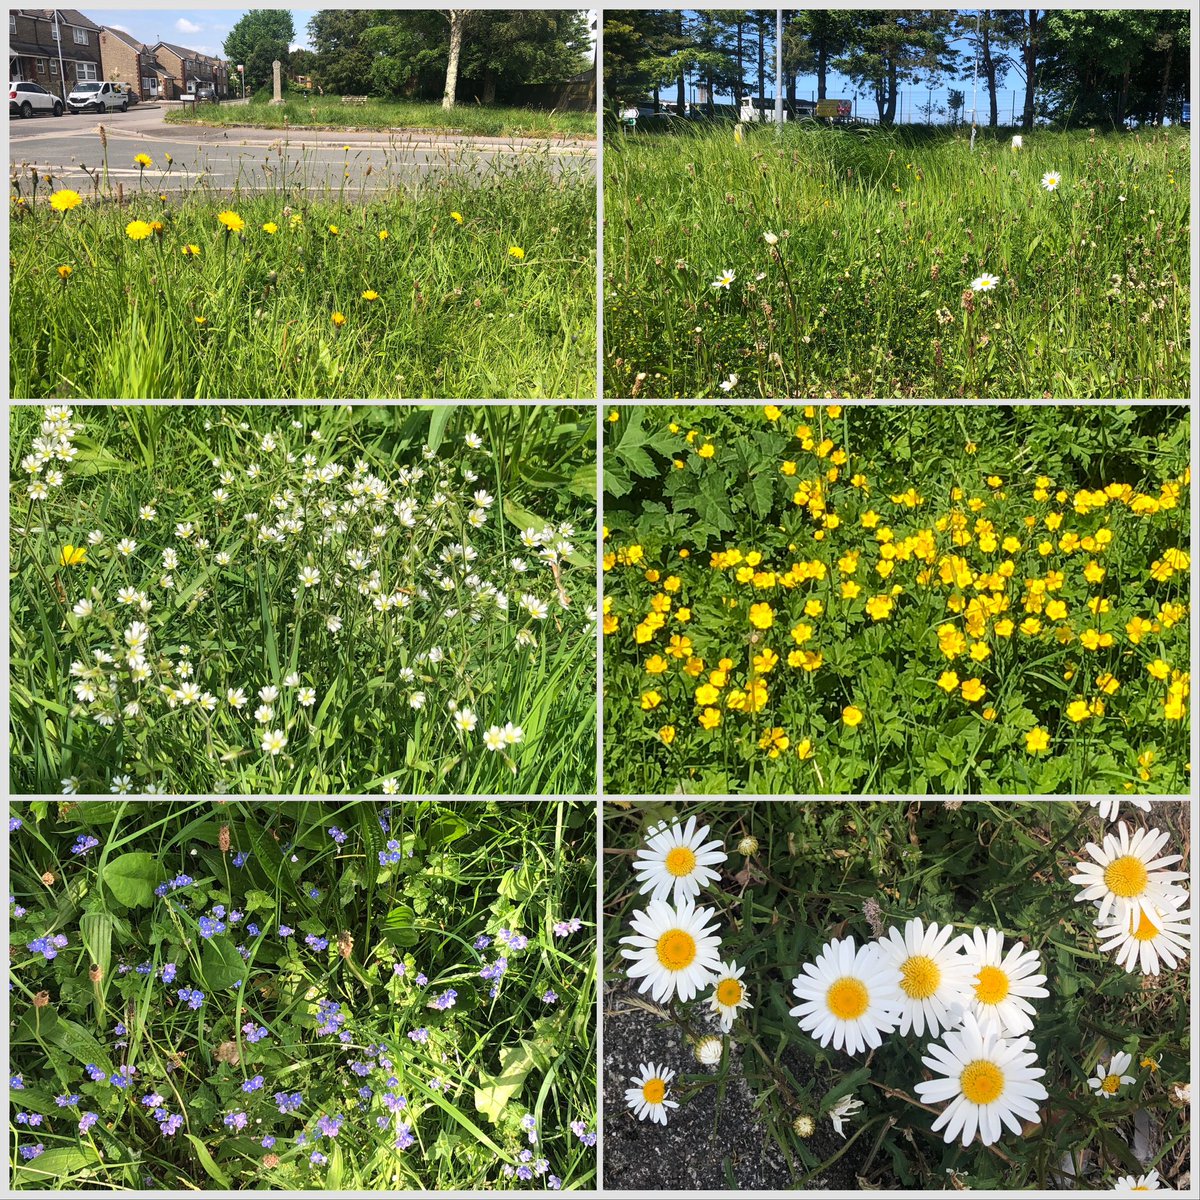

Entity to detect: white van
[67,81,129,113]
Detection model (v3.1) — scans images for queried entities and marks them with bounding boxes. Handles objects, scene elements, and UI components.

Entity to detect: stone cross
[270,59,283,105]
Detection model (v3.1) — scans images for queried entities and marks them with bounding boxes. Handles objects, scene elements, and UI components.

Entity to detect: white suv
[67,80,129,113]
[9,80,64,118]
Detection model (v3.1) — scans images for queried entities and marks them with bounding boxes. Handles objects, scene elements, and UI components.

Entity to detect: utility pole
[774,8,783,127]
[53,10,69,103]
[969,11,980,149]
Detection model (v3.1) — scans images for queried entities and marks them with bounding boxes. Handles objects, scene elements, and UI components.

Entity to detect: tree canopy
[224,9,295,94]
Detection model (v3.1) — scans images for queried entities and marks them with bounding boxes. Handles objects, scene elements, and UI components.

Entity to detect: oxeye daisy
[1069,822,1187,927]
[959,927,1048,1038]
[624,1062,678,1125]
[632,816,727,905]
[1088,1050,1136,1099]
[913,1013,1048,1147]
[619,896,723,1004]
[1112,1169,1162,1191]
[1094,892,1190,975]
[710,268,736,289]
[970,273,1000,292]
[1089,799,1152,823]
[878,918,973,1038]
[1040,171,1061,192]
[789,936,899,1055]
[708,960,751,1032]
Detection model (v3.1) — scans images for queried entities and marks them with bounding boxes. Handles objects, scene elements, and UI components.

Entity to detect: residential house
[8,9,103,99]
[149,40,229,100]
[98,25,170,101]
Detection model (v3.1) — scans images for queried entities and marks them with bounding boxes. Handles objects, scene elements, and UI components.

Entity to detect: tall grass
[167,94,597,140]
[10,143,596,400]
[605,125,1188,398]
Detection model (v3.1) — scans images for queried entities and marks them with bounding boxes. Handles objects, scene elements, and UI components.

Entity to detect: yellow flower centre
[656,929,697,972]
[664,846,698,878]
[1103,855,1149,898]
[716,978,743,1007]
[899,954,942,1000]
[641,1077,666,1105]
[1101,1073,1121,1094]
[974,965,1010,1005]
[960,1059,1005,1105]
[826,976,869,1020]
[1130,909,1161,942]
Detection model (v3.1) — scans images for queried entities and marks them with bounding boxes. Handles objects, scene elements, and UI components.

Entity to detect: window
[50,60,59,77]
[35,58,46,74]
[73,27,89,46]
[51,24,60,41]
[9,14,16,33]
[76,62,98,81]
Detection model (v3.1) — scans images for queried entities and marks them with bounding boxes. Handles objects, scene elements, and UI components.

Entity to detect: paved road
[9,105,595,194]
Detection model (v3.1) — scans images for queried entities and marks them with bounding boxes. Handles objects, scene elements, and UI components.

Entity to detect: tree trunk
[736,19,744,110]
[1115,66,1130,128]
[442,9,467,110]
[481,68,496,106]
[982,14,998,127]
[676,10,686,114]
[817,44,827,101]
[1021,9,1038,131]
[1156,34,1173,126]
[757,17,765,116]
[883,56,898,124]
[652,83,659,113]
[706,72,714,118]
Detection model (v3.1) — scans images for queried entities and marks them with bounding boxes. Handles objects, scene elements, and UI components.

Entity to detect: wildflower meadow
[10,404,596,795]
[604,127,1189,399]
[603,800,1191,1191]
[8,799,597,1191]
[603,403,1190,795]
[10,145,596,399]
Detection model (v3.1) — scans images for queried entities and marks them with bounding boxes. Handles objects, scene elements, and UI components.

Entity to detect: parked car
[67,81,128,113]
[9,80,64,118]
[190,83,217,102]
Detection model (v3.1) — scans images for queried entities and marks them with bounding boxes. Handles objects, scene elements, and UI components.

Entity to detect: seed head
[33,990,50,1008]
[218,825,231,854]
[792,1113,815,1138]
[89,964,103,982]
[41,871,56,886]
[737,835,759,857]
[262,1154,280,1169]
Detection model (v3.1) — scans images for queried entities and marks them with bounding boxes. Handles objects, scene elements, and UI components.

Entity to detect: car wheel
[53,101,63,116]
[120,100,128,112]
[20,101,32,118]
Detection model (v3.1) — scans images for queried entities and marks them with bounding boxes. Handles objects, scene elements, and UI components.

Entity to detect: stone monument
[270,59,283,105]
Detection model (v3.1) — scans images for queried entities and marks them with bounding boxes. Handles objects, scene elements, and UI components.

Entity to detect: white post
[53,10,69,103]
[774,8,783,127]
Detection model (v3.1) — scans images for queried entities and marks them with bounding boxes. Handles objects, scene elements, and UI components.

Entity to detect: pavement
[8,105,596,193]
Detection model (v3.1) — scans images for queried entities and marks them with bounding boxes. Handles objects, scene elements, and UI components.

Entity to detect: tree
[442,9,472,109]
[603,9,693,111]
[836,11,956,125]
[790,10,855,103]
[307,9,376,95]
[957,10,1024,127]
[224,9,294,94]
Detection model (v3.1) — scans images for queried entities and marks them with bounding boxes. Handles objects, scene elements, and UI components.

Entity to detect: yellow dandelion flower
[508,246,525,259]
[56,264,73,280]
[378,229,389,240]
[58,544,87,567]
[217,210,245,233]
[134,152,152,168]
[49,189,83,212]
[451,212,463,224]
[332,311,347,327]
[262,222,279,234]
[361,290,379,302]
[125,220,154,241]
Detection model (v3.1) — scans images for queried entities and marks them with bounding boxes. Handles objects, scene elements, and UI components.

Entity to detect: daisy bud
[694,1035,722,1066]
[792,1114,815,1137]
[736,835,759,857]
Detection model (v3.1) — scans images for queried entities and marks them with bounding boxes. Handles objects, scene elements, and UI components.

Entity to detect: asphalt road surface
[9,105,595,194]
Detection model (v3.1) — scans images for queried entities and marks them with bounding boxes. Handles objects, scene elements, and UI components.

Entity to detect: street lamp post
[238,63,245,100]
[774,8,783,128]
[53,9,69,104]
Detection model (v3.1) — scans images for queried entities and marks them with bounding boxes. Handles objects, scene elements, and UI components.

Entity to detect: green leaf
[12,1145,104,1184]
[381,904,418,948]
[426,406,454,455]
[101,851,161,908]
[474,1041,539,1123]
[200,935,246,990]
[427,814,469,847]
[184,1134,231,1188]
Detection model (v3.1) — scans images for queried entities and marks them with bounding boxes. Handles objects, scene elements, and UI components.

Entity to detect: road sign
[815,99,852,119]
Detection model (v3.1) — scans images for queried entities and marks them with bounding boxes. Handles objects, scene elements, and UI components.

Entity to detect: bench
[341,96,369,106]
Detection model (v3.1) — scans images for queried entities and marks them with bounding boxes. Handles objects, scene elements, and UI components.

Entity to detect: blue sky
[85,10,317,58]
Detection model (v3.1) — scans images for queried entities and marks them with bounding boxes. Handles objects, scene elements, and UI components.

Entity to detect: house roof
[100,26,146,52]
[152,39,226,66]
[17,9,102,32]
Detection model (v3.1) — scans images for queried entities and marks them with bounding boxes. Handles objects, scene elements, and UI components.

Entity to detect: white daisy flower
[789,936,899,1056]
[501,722,523,745]
[116,537,137,557]
[959,927,1048,1039]
[708,960,751,1032]
[139,505,157,520]
[409,692,426,711]
[72,598,94,618]
[914,1012,1048,1147]
[1095,891,1190,976]
[878,918,974,1038]
[1089,798,1152,823]
[620,896,723,1004]
[1041,171,1061,191]
[632,816,727,905]
[970,273,1000,292]
[1069,822,1187,927]
[1088,1050,1136,1099]
[175,682,201,706]
[624,1062,678,1125]
[711,268,736,289]
[464,432,483,449]
[259,685,279,703]
[1111,1170,1161,1191]
[299,565,321,587]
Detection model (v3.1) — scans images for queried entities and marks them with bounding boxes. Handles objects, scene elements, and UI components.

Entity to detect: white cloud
[175,18,203,35]
[110,23,131,34]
